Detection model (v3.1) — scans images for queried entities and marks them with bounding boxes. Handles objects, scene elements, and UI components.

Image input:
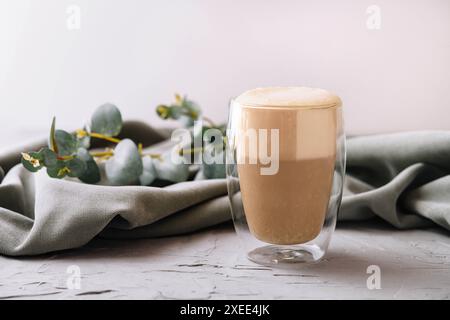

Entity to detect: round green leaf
[76,126,91,149]
[168,105,183,119]
[77,135,91,149]
[156,105,170,119]
[202,163,226,179]
[66,158,87,178]
[179,116,194,128]
[55,130,77,156]
[139,157,156,186]
[21,157,40,172]
[40,148,58,167]
[46,160,67,179]
[105,139,143,185]
[91,103,122,137]
[153,152,190,183]
[21,151,44,172]
[182,98,201,118]
[202,145,226,179]
[179,98,201,127]
[77,148,101,184]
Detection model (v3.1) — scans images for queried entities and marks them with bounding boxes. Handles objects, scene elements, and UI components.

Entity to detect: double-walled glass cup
[226,87,346,267]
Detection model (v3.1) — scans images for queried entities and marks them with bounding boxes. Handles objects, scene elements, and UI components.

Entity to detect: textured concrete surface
[0,221,449,300]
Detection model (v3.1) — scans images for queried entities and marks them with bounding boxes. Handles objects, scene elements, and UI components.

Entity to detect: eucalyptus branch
[22,94,227,186]
[90,150,114,158]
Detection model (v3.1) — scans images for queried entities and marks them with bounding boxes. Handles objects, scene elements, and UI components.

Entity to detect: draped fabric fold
[0,123,449,256]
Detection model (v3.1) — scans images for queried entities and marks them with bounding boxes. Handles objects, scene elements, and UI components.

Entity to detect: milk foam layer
[234,87,341,160]
[235,87,342,108]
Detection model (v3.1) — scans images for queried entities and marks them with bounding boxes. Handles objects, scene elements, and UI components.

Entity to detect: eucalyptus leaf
[76,135,91,149]
[203,128,224,146]
[46,166,59,178]
[179,98,201,127]
[21,151,44,172]
[55,130,77,156]
[153,152,190,183]
[179,116,194,128]
[49,117,58,153]
[22,159,41,173]
[157,95,202,128]
[168,105,183,119]
[202,145,226,179]
[201,129,225,179]
[156,105,170,119]
[139,157,156,186]
[40,148,58,167]
[182,97,201,119]
[22,148,58,174]
[76,126,91,149]
[91,103,122,136]
[105,139,143,185]
[77,148,100,184]
[46,160,67,179]
[66,158,87,178]
[202,163,226,179]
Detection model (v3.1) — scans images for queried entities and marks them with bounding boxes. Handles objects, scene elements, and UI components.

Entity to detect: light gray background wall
[0,0,449,149]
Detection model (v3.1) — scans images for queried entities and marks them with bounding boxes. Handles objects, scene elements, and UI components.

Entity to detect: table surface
[0,220,449,300]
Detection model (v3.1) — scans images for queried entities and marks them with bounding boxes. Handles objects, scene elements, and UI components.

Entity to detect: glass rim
[229,97,342,110]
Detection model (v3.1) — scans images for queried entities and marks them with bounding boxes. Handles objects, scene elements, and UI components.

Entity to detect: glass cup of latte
[226,87,346,266]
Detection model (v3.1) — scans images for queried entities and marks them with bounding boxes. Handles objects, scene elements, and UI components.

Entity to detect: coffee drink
[234,87,341,245]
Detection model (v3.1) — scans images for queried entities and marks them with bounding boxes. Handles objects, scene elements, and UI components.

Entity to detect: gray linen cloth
[0,122,449,256]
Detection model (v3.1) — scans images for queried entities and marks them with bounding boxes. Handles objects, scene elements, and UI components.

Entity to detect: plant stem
[58,155,75,161]
[179,146,204,155]
[76,129,121,144]
[77,130,162,159]
[137,142,161,159]
[142,153,162,160]
[90,149,161,160]
[89,132,121,143]
[90,151,114,157]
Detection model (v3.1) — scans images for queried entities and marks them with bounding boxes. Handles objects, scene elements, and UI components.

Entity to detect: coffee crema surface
[235,87,341,245]
[235,86,341,108]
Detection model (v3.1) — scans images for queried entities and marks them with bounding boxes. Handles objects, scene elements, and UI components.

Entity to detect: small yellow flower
[21,152,41,168]
[76,129,88,139]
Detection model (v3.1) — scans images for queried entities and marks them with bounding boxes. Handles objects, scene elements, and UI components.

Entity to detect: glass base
[247,244,325,267]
